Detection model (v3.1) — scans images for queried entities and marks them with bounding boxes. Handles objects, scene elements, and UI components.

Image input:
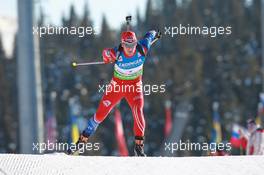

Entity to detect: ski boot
[134,136,146,157]
[67,131,89,155]
[67,117,99,155]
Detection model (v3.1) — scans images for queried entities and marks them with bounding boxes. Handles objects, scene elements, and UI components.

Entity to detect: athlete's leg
[67,80,124,154]
[125,89,145,138]
[82,80,124,138]
[125,88,146,156]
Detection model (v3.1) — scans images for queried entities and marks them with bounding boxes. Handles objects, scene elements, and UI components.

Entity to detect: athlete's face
[122,42,137,56]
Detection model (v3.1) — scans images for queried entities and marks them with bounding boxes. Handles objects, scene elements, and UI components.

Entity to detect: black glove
[155,30,162,39]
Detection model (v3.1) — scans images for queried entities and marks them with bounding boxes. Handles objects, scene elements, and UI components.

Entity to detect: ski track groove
[0,154,263,175]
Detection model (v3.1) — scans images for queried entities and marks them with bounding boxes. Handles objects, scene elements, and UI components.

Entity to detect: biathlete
[70,29,161,156]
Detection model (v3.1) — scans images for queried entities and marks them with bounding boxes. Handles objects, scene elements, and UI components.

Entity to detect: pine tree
[144,0,162,30]
[79,2,95,59]
[162,0,177,21]
[64,4,80,55]
[100,15,113,47]
[68,4,79,27]
[136,8,143,35]
[145,0,154,29]
[81,2,90,27]
[61,13,67,27]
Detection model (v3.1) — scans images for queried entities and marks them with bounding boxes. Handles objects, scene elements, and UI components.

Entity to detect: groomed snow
[0,154,263,175]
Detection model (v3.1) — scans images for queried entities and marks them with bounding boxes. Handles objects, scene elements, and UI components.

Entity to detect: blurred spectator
[246,119,264,155]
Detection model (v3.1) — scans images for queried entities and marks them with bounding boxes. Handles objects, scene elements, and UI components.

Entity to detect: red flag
[230,124,248,150]
[240,137,247,150]
[114,107,129,156]
[164,100,172,138]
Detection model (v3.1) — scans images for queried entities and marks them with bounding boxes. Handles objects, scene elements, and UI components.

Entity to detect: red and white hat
[121,31,137,44]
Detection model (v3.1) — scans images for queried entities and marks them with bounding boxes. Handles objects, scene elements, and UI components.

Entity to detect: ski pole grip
[126,16,132,25]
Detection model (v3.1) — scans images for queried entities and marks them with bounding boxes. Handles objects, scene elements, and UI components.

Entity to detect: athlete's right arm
[102,47,118,64]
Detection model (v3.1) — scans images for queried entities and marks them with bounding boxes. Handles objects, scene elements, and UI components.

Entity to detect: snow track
[0,154,263,175]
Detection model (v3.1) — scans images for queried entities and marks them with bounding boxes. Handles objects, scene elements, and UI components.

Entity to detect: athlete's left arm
[138,30,160,55]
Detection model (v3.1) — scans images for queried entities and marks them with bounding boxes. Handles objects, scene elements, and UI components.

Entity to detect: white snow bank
[0,154,263,175]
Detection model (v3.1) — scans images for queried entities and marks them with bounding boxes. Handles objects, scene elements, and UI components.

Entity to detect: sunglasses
[122,42,137,48]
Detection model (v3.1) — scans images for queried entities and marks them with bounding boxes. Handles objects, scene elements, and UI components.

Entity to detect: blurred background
[0,0,263,156]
